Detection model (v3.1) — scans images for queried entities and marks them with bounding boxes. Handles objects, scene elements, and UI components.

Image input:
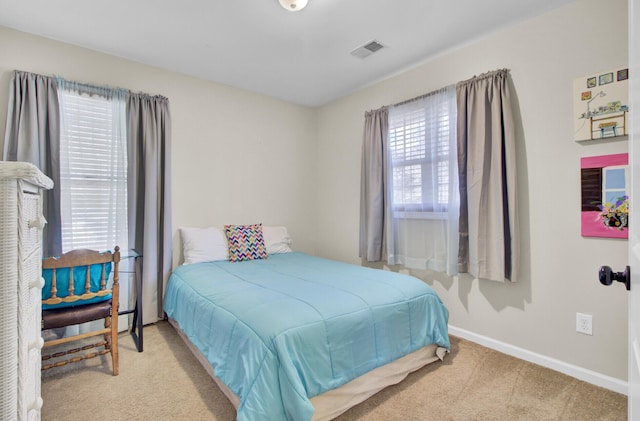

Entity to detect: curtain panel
[359,107,389,262]
[386,86,459,274]
[127,93,172,323]
[456,69,519,282]
[3,70,63,257]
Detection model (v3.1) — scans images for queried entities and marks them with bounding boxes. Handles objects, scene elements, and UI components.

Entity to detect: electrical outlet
[576,313,593,335]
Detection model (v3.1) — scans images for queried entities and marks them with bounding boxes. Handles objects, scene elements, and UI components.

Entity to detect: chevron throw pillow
[225,223,268,262]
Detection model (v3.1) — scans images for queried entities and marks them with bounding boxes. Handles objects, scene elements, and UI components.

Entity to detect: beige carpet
[41,321,627,420]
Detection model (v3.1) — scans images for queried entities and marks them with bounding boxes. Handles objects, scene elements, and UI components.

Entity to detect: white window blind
[389,87,456,214]
[58,88,129,253]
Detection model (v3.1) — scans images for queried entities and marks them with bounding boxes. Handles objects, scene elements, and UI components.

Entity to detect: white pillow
[262,226,293,254]
[181,227,229,264]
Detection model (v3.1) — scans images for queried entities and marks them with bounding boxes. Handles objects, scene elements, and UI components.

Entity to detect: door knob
[599,265,630,290]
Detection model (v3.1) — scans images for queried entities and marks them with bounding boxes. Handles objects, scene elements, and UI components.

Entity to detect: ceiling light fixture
[279,0,309,12]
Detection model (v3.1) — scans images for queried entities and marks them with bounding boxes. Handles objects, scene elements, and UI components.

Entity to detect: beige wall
[316,0,629,380]
[0,0,630,382]
[0,26,319,268]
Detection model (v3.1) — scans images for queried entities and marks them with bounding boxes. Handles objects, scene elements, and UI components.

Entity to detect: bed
[163,226,450,421]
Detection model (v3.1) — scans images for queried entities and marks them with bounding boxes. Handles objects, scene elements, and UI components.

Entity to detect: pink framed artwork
[580,153,629,239]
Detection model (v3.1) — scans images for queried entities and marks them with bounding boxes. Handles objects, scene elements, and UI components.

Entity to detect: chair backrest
[41,246,121,376]
[42,247,120,308]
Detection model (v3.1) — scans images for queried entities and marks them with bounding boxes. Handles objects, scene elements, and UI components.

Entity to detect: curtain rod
[457,68,510,86]
[55,75,128,99]
[55,76,125,93]
[390,68,510,108]
[392,86,452,107]
[13,70,164,100]
[54,75,167,100]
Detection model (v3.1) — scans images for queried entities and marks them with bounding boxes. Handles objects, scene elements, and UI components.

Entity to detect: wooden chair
[41,247,120,376]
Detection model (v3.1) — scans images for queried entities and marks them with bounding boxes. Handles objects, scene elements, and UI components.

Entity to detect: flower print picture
[580,153,629,239]
[599,195,628,230]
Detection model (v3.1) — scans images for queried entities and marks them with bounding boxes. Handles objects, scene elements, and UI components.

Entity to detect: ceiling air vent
[350,40,385,59]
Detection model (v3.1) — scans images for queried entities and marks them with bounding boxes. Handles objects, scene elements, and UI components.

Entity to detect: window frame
[602,165,628,204]
[57,87,129,253]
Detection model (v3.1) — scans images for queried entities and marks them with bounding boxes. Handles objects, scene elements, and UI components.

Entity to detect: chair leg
[111,313,119,376]
[104,315,119,376]
[112,328,119,375]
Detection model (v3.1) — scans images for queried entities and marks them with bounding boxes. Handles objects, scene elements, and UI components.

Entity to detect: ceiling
[0,0,574,107]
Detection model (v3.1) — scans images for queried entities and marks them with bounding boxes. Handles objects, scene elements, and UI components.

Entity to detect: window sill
[393,211,447,220]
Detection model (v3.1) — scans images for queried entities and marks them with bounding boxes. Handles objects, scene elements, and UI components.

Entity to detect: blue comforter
[163,252,449,421]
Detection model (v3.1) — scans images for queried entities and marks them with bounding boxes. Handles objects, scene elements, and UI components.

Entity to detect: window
[58,87,129,253]
[602,165,628,204]
[388,86,457,217]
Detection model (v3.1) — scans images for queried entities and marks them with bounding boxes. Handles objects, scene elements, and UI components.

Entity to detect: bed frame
[167,318,447,420]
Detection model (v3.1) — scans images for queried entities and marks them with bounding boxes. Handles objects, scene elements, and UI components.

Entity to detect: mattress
[163,252,449,421]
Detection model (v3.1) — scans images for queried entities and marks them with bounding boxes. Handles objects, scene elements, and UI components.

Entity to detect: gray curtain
[359,107,389,262]
[456,69,519,282]
[3,70,62,257]
[127,93,172,323]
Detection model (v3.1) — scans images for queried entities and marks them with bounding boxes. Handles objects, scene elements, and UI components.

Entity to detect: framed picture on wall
[599,72,614,85]
[573,67,629,141]
[618,68,629,81]
[580,153,628,239]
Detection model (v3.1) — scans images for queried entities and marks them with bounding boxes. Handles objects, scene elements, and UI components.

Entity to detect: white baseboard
[448,325,628,395]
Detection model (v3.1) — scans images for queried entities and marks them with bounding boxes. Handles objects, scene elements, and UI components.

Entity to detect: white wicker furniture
[0,162,53,421]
